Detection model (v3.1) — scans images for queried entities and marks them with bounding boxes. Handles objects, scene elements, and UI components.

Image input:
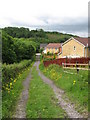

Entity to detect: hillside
[3,27,78,43]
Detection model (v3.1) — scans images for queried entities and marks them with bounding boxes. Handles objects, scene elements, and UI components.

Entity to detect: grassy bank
[39,63,88,116]
[2,61,33,118]
[26,67,67,118]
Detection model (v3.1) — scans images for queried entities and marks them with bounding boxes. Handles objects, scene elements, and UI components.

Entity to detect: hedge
[2,60,32,86]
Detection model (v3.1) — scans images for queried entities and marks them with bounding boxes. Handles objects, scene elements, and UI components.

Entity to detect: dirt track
[35,61,84,118]
[13,68,32,118]
[13,61,85,118]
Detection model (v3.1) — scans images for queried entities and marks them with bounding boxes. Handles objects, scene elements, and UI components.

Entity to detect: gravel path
[13,68,32,118]
[35,61,84,118]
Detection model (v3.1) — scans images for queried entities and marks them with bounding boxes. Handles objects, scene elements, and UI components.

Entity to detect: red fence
[43,57,90,67]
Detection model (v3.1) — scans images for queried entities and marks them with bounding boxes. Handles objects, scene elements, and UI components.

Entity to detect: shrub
[39,48,44,53]
[2,32,17,64]
[40,54,44,61]
[53,54,56,59]
[2,60,32,91]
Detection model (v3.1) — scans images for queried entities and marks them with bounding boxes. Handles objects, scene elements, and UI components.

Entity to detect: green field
[39,63,88,116]
[26,66,67,118]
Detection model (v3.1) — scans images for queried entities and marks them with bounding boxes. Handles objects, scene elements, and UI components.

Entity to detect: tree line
[3,27,47,38]
[2,32,39,64]
[2,27,77,64]
[3,27,76,43]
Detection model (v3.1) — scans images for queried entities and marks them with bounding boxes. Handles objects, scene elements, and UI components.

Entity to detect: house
[46,43,62,54]
[58,37,90,58]
[40,43,48,50]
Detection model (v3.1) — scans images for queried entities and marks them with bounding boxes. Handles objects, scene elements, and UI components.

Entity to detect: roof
[46,43,61,48]
[74,37,88,47]
[62,37,89,47]
[40,43,48,48]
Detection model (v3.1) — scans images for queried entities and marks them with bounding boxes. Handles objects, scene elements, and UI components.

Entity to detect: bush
[2,32,37,64]
[53,54,56,59]
[43,57,53,61]
[39,48,44,53]
[13,40,36,62]
[2,32,17,64]
[2,60,32,90]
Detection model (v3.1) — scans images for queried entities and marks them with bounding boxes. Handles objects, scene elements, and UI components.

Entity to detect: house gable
[62,37,85,47]
[62,37,85,57]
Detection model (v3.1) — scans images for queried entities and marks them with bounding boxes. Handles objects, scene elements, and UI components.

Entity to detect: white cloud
[0,0,89,36]
[0,0,89,26]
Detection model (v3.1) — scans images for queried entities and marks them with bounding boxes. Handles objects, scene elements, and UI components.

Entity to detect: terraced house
[58,37,90,58]
[46,43,62,54]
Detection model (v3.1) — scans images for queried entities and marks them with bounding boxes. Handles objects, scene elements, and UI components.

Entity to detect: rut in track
[13,68,32,118]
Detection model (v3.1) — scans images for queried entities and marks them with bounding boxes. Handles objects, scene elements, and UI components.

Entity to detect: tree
[2,32,17,64]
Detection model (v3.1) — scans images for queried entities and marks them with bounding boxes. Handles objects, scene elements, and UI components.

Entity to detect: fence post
[89,61,90,69]
[76,61,79,74]
[62,63,64,67]
[66,56,67,67]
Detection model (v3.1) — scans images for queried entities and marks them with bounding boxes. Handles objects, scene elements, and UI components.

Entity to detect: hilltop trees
[3,27,76,43]
[3,27,47,38]
[2,27,77,64]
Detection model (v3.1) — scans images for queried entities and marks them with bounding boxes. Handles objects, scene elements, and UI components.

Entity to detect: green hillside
[3,27,78,43]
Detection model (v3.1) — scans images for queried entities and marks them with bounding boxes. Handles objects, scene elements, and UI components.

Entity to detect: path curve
[35,61,84,118]
[13,68,32,118]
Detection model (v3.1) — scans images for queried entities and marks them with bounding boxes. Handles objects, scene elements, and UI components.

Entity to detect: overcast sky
[0,0,89,37]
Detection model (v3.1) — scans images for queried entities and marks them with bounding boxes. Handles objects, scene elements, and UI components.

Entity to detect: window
[55,48,57,50]
[74,46,76,51]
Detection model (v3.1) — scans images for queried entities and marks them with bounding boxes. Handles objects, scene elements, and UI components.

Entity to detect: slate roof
[75,37,88,47]
[46,43,61,48]
[40,43,48,49]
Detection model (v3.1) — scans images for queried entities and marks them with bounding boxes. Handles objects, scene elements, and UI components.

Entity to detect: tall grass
[39,63,88,116]
[26,67,67,118]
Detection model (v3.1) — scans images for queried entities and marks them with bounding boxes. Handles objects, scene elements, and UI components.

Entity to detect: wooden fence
[43,57,90,67]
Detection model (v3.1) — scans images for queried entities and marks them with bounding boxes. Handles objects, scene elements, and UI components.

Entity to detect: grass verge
[26,66,67,118]
[2,62,33,118]
[39,62,88,116]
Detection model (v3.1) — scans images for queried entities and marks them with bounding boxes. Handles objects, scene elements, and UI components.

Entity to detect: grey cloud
[2,16,88,37]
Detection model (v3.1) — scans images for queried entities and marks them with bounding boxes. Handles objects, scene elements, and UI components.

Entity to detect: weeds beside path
[13,67,32,118]
[12,61,86,118]
[26,64,67,118]
[35,61,84,118]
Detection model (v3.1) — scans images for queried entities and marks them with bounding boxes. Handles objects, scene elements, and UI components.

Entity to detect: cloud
[0,0,89,37]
